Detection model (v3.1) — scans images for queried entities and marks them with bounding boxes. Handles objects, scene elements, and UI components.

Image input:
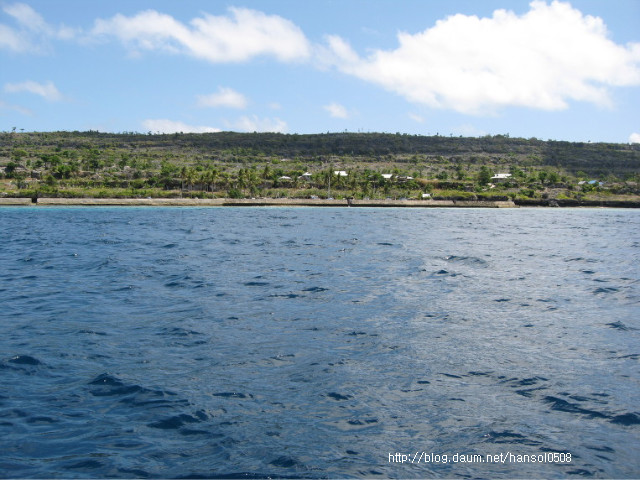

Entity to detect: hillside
[1,131,639,204]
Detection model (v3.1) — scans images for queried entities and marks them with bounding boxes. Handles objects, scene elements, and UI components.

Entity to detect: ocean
[1,206,638,479]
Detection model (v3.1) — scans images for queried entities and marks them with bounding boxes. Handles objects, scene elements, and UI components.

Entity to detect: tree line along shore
[1,130,639,206]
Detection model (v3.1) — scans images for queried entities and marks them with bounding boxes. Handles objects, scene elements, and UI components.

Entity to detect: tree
[477,166,492,185]
[180,166,196,195]
[13,172,28,189]
[185,167,197,195]
[84,148,102,171]
[4,161,18,177]
[202,167,219,193]
[44,174,58,187]
[12,149,28,161]
[547,171,560,184]
[199,170,211,193]
[509,165,526,180]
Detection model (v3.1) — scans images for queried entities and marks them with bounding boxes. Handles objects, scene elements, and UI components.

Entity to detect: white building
[491,173,512,182]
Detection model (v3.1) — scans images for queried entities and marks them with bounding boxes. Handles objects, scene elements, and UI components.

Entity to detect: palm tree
[199,170,211,193]
[218,172,230,191]
[209,167,219,192]
[236,168,247,193]
[261,164,271,181]
[180,166,187,197]
[181,167,196,196]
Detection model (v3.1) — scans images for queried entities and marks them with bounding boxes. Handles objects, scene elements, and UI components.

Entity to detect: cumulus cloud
[323,1,640,114]
[197,87,248,109]
[4,80,63,101]
[230,115,287,133]
[629,133,640,144]
[324,102,349,119]
[142,119,221,134]
[92,7,311,63]
[0,3,76,52]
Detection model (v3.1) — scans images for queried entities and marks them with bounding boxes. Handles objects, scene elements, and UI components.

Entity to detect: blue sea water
[0,206,638,479]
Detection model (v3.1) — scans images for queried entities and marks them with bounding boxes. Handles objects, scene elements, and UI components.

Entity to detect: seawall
[3,197,518,208]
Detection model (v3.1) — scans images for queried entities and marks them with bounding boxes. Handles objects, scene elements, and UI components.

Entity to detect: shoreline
[1,197,515,207]
[1,197,640,208]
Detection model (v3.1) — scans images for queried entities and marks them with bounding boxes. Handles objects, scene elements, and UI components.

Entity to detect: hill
[1,130,639,204]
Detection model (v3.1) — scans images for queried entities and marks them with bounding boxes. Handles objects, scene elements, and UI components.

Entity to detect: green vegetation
[1,130,639,204]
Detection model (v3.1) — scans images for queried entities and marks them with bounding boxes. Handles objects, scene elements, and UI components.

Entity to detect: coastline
[1,197,516,207]
[1,197,639,207]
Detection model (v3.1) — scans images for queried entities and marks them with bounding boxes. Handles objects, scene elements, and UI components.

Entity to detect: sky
[0,0,639,143]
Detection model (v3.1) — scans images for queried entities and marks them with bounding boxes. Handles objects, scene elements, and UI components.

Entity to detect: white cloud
[4,80,63,101]
[92,7,310,63]
[408,113,424,123]
[0,3,76,52]
[142,119,221,134]
[230,115,287,133]
[323,1,640,114]
[0,23,22,51]
[4,3,49,32]
[142,116,287,134]
[629,133,640,144]
[0,99,33,115]
[197,87,247,109]
[324,102,349,119]
[452,123,487,137]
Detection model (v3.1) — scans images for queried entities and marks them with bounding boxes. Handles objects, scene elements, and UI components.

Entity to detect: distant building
[396,176,414,183]
[298,172,312,181]
[491,173,512,182]
[381,174,393,180]
[334,170,348,177]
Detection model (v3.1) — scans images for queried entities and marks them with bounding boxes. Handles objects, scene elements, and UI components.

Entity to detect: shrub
[227,188,244,199]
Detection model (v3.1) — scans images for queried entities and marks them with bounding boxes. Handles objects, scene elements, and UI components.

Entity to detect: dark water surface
[1,207,638,479]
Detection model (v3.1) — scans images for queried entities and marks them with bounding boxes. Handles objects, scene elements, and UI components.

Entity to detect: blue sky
[1,1,639,143]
